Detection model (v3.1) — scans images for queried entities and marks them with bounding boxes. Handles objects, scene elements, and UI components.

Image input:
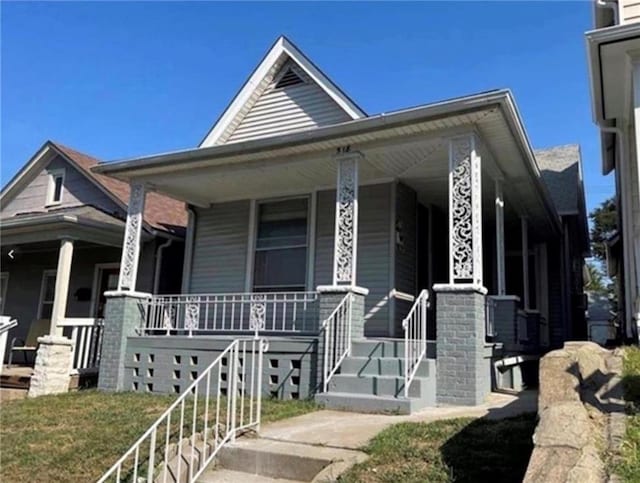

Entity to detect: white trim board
[37,269,57,320]
[90,263,121,317]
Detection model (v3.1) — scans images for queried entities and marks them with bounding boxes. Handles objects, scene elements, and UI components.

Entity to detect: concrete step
[199,469,302,482]
[340,356,432,377]
[315,391,434,415]
[329,373,436,399]
[351,339,436,358]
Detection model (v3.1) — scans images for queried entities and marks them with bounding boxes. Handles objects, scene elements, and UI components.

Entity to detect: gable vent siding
[225,82,352,144]
[275,69,304,89]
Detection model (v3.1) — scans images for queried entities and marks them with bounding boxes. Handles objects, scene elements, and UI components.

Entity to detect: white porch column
[117,182,146,291]
[49,238,74,336]
[495,179,506,295]
[332,150,361,286]
[448,134,483,286]
[630,61,640,337]
[521,217,530,310]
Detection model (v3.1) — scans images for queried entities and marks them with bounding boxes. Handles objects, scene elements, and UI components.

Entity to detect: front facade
[586,0,640,342]
[0,142,186,378]
[94,37,588,409]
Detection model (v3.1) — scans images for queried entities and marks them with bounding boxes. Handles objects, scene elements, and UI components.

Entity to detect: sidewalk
[259,390,538,450]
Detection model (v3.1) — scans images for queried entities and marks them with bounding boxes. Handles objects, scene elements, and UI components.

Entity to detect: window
[0,273,8,314]
[38,270,57,319]
[46,169,65,205]
[253,198,309,292]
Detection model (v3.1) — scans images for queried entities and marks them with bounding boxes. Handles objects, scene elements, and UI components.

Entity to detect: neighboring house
[90,36,588,411]
[586,0,640,342]
[0,141,186,370]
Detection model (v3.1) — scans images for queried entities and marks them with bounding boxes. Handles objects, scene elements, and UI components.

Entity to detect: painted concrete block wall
[1,156,122,218]
[435,288,493,405]
[123,336,318,399]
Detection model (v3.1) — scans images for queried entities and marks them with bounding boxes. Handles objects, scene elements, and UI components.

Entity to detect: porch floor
[0,366,32,390]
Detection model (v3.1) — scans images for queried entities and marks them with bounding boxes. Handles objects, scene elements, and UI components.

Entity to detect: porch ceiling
[95,90,561,235]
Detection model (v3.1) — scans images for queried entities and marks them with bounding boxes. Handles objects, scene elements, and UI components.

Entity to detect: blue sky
[1,1,612,212]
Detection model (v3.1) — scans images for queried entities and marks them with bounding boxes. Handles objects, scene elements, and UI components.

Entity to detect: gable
[200,36,365,147]
[224,59,353,144]
[1,154,123,219]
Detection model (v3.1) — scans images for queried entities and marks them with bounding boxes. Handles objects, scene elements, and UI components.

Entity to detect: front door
[95,268,119,318]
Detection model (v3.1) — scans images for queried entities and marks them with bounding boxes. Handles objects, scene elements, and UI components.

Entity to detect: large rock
[533,402,591,449]
[538,349,581,411]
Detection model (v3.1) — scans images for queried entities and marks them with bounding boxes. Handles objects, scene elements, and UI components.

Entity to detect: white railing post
[321,293,352,392]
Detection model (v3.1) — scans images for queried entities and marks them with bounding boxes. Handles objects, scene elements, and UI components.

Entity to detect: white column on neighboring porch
[117,182,146,291]
[630,60,640,334]
[448,134,483,286]
[495,179,506,295]
[332,149,362,286]
[50,238,74,336]
[521,217,530,310]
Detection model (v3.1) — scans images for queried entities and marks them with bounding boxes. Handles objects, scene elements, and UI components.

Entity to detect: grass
[614,346,640,482]
[340,414,537,483]
[0,390,318,482]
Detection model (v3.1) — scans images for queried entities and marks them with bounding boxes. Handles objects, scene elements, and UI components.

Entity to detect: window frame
[0,272,9,314]
[46,168,65,206]
[38,269,57,319]
[247,195,313,293]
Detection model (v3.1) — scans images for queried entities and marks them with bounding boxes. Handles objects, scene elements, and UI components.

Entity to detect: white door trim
[90,263,121,317]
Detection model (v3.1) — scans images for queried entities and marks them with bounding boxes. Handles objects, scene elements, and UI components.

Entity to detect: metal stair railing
[322,293,352,393]
[402,290,429,398]
[97,337,267,483]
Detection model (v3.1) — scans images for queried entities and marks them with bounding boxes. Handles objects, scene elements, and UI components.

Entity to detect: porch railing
[98,337,267,483]
[402,290,429,398]
[58,317,104,373]
[141,292,319,337]
[322,293,352,393]
[0,317,18,376]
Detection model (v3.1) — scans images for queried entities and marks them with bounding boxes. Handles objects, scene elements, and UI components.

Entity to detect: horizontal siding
[1,156,121,218]
[189,201,250,293]
[225,61,351,144]
[394,183,417,335]
[315,184,392,336]
[622,0,640,23]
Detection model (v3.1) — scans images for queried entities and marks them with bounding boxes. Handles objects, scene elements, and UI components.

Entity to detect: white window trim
[37,269,57,319]
[45,168,65,206]
[0,272,9,314]
[245,194,314,293]
[90,263,121,316]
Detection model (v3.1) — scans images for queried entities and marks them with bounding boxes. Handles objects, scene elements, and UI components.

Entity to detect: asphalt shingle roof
[535,144,582,215]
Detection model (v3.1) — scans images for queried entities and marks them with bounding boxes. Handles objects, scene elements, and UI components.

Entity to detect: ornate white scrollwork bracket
[332,149,362,286]
[448,135,483,286]
[118,182,146,291]
[249,294,267,336]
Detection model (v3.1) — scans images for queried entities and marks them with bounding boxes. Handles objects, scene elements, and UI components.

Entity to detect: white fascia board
[199,36,365,147]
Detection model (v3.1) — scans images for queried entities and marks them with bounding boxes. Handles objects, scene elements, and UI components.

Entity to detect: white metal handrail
[97,337,267,483]
[402,290,429,398]
[322,293,352,393]
[58,317,104,373]
[0,317,18,376]
[142,292,318,337]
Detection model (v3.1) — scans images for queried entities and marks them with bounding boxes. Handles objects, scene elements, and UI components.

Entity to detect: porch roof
[94,89,562,235]
[0,205,149,247]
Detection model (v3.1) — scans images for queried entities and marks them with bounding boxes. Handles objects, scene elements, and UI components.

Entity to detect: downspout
[153,237,173,294]
[596,0,619,26]
[181,206,197,294]
[598,125,639,338]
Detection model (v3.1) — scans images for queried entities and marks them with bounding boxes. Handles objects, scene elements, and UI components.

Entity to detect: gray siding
[1,156,122,218]
[224,60,351,144]
[315,184,392,336]
[394,183,417,334]
[189,201,251,293]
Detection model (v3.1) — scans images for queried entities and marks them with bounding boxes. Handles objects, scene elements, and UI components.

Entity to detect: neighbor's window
[46,169,65,205]
[253,198,309,292]
[38,271,57,319]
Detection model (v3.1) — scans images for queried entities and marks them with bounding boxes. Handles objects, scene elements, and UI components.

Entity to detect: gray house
[93,36,588,412]
[0,141,186,381]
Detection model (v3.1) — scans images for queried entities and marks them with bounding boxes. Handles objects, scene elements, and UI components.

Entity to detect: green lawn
[0,391,318,482]
[614,346,640,482]
[339,414,537,483]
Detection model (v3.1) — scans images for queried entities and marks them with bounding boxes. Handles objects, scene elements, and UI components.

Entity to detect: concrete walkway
[260,390,538,450]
